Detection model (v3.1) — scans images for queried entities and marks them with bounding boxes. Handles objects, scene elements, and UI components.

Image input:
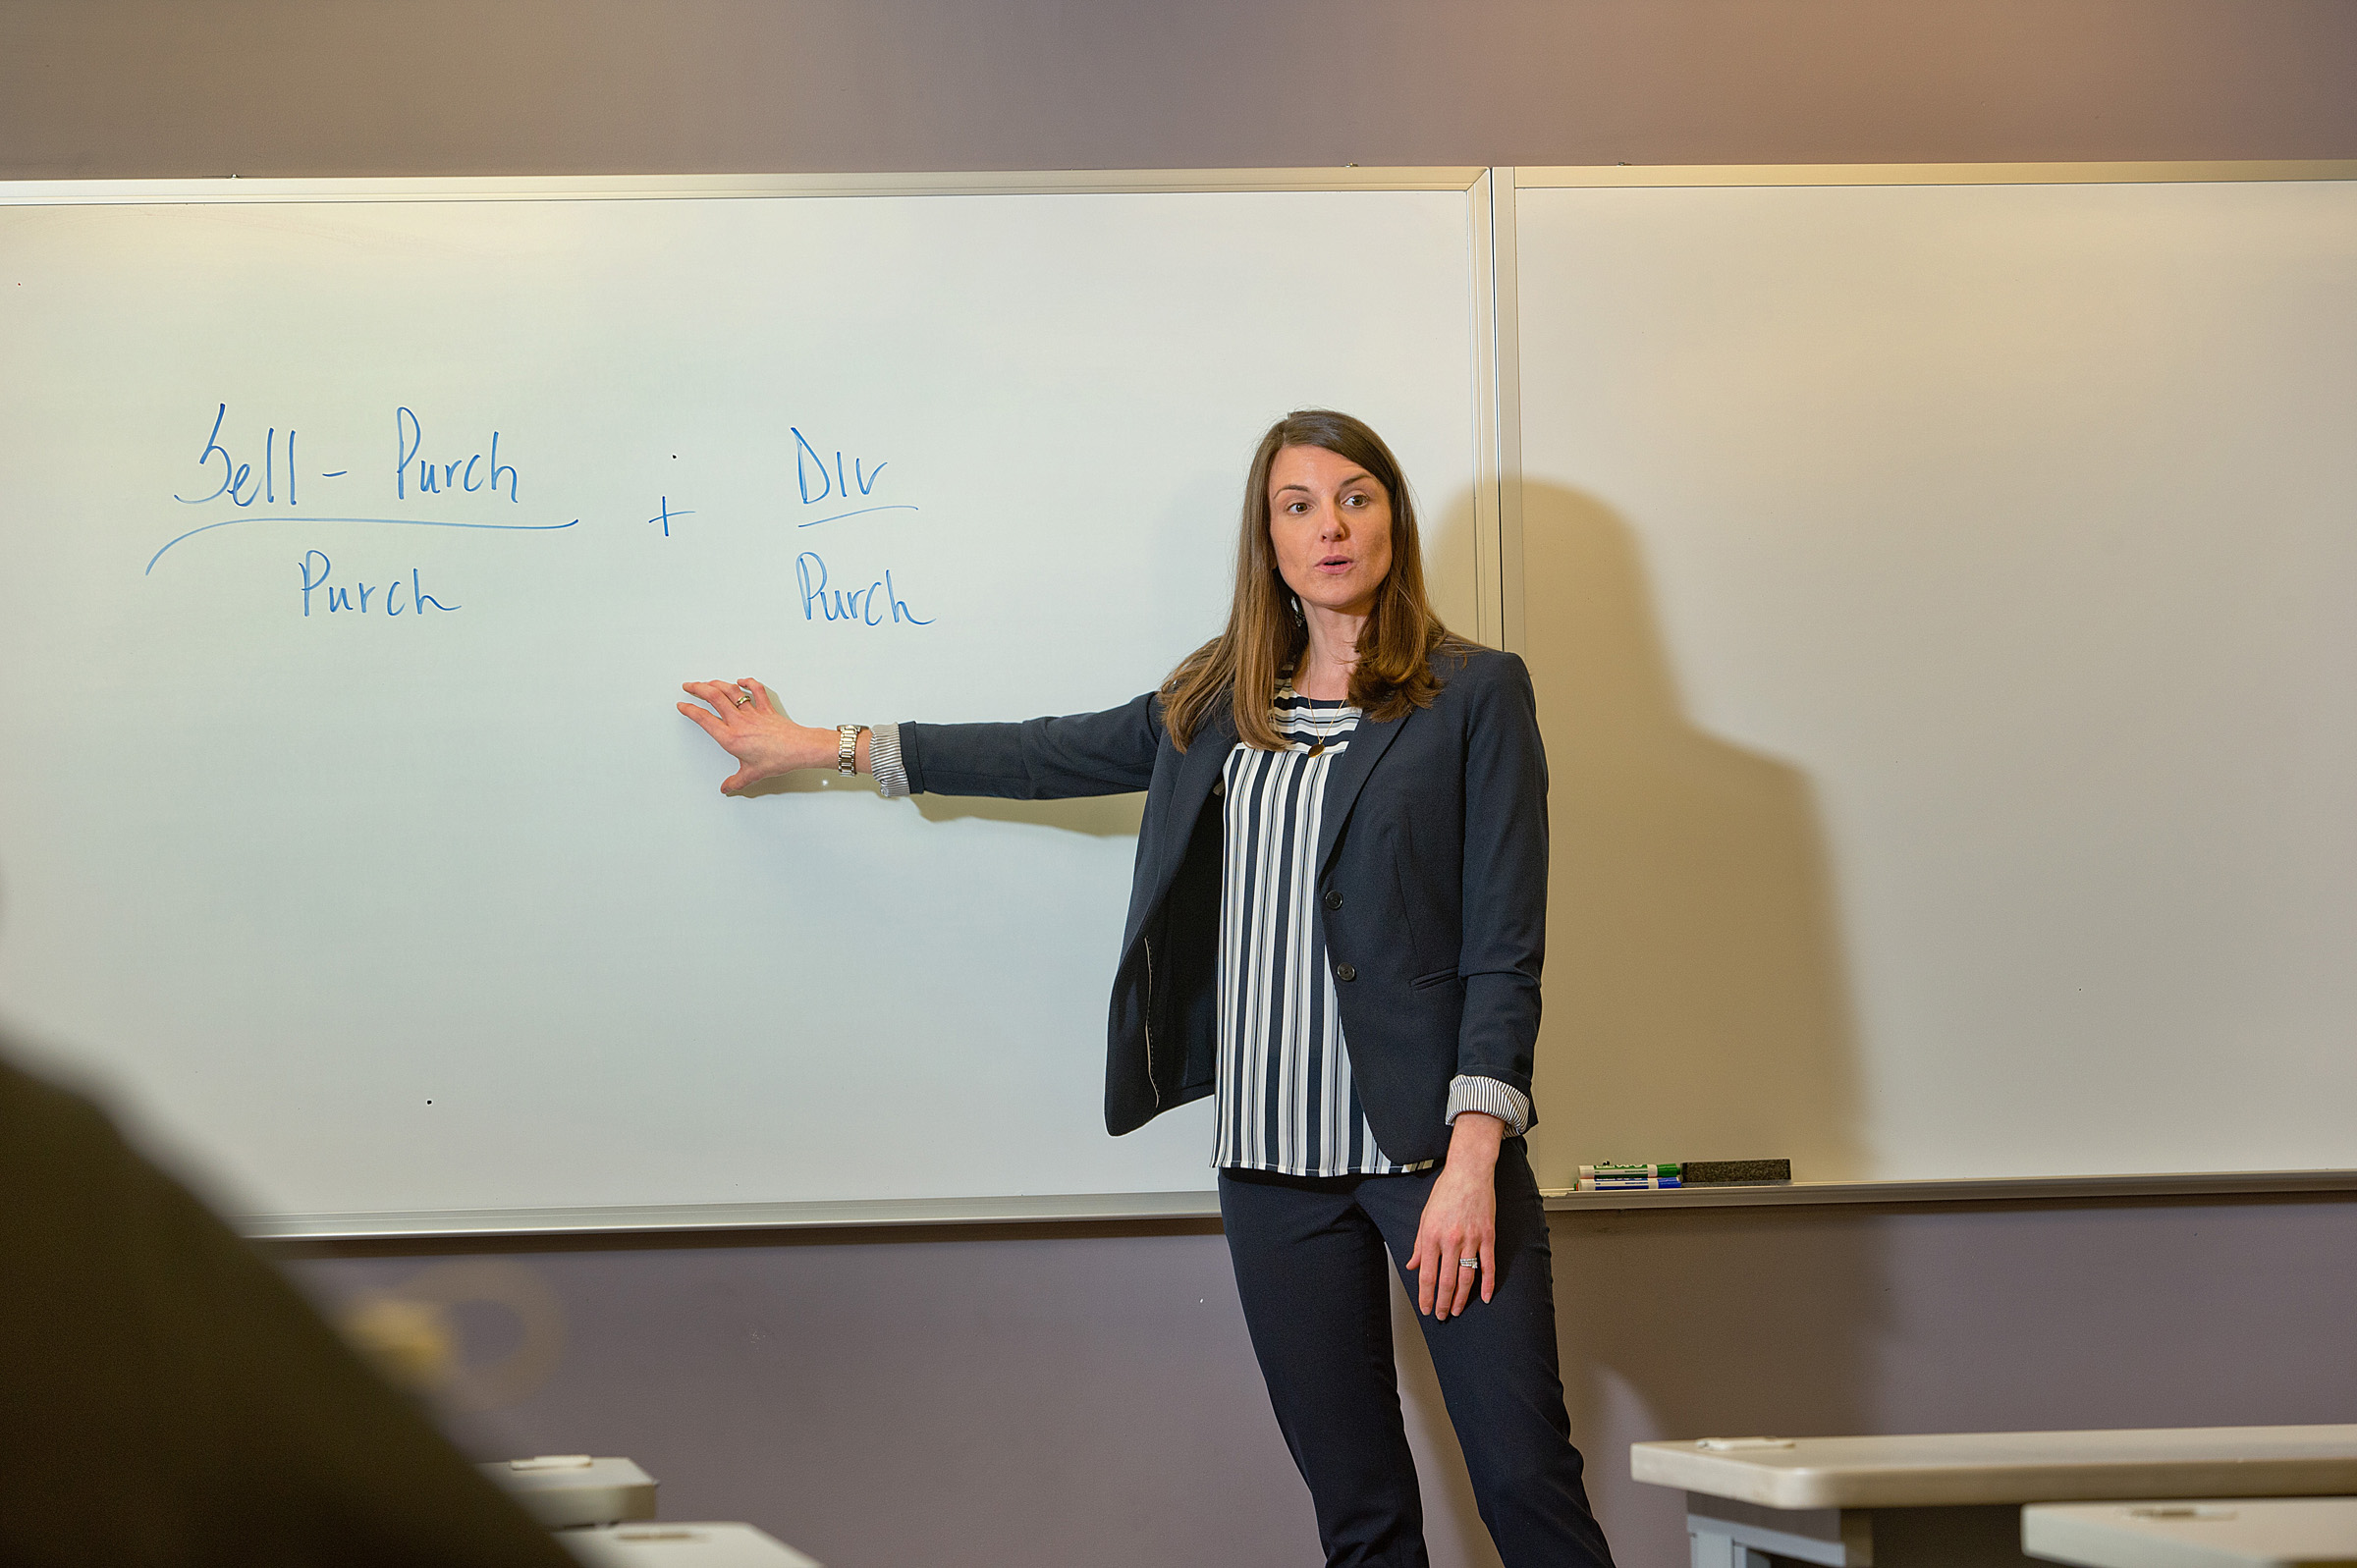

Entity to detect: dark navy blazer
[900,648,1549,1166]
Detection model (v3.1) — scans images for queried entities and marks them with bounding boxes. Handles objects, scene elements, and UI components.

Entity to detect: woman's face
[1267,443,1394,620]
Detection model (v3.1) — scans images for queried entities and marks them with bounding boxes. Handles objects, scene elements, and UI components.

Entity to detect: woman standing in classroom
[680,409,1616,1568]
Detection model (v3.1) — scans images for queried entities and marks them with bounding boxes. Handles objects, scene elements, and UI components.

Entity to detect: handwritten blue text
[795,552,932,626]
[300,551,462,618]
[396,407,520,502]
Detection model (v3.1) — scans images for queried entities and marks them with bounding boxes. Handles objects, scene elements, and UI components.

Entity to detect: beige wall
[6,1,2355,180]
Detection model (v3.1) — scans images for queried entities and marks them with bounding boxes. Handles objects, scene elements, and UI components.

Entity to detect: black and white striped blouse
[1211,689,1418,1176]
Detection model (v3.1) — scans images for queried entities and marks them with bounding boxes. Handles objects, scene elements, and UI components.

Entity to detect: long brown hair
[1161,409,1479,751]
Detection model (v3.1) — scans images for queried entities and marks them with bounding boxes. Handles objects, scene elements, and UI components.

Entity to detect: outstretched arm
[900,691,1162,799]
[679,679,1165,799]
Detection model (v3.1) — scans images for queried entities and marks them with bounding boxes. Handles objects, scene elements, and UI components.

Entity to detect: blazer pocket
[1390,839,1442,977]
[1410,967,1459,992]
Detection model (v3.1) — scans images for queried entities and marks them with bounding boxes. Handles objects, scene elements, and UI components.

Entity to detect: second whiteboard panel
[1513,175,2357,1184]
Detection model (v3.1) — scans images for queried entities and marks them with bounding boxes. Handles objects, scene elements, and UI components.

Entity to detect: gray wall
[281,1194,2357,1568]
[10,5,2357,1566]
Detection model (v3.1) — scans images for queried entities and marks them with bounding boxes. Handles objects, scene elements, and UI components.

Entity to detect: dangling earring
[1289,594,1304,626]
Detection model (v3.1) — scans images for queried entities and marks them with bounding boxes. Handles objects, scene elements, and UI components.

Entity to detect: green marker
[1577,1160,1791,1186]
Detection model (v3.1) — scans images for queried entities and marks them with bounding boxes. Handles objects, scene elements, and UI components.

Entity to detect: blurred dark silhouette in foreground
[0,1037,574,1568]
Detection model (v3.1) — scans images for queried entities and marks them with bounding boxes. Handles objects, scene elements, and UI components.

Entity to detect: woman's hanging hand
[1405,1110,1505,1320]
[677,677,838,794]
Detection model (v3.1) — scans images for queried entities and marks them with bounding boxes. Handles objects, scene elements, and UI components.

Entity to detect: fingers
[738,677,781,720]
[677,700,729,739]
[677,676,824,792]
[1409,1216,1445,1320]
[682,680,776,794]
[683,678,766,715]
[1437,1230,1489,1319]
[1437,1236,1466,1320]
[681,680,743,721]
[1412,1172,1498,1322]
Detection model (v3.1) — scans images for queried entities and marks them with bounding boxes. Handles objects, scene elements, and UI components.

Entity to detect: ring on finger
[1457,1258,1479,1269]
[732,692,753,707]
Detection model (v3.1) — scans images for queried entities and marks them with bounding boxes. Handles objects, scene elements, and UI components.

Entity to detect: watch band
[837,723,869,775]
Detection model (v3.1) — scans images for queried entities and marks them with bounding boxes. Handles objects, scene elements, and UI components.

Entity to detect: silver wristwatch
[838,723,869,775]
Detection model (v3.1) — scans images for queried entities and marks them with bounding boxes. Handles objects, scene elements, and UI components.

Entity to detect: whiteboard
[0,174,1498,1226]
[1511,171,2357,1185]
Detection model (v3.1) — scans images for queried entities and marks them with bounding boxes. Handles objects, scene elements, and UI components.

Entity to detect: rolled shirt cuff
[869,722,909,798]
[1445,1074,1530,1137]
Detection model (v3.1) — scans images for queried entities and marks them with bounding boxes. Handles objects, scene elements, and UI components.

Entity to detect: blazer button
[1335,962,1356,982]
[1322,890,1343,910]
[1212,779,1226,797]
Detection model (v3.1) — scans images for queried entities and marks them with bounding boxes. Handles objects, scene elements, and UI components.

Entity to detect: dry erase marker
[1579,1160,1792,1185]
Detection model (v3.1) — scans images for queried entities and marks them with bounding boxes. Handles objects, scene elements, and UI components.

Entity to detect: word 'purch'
[300,551,461,618]
[795,552,931,627]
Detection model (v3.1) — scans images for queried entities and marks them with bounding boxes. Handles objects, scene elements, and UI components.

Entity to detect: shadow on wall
[739,720,1149,834]
[1368,484,1890,1567]
[1555,1206,1896,1567]
[1520,481,1866,1187]
[740,745,1149,835]
[1516,481,1888,1563]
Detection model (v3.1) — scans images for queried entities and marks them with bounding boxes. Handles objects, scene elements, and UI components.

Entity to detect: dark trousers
[1218,1140,1616,1568]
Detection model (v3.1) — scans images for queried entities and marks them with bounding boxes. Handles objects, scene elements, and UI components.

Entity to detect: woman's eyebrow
[1271,471,1376,497]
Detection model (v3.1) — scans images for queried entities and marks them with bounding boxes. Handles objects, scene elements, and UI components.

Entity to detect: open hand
[677,677,833,793]
[1403,1111,1504,1320]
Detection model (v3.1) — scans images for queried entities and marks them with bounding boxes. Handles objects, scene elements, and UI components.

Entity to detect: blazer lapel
[1315,705,1407,874]
[1177,705,1235,811]
[1153,703,1235,871]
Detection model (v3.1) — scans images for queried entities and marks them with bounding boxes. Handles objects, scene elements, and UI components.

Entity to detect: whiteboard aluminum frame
[237,1168,2357,1242]
[2,167,1490,203]
[1511,159,2357,189]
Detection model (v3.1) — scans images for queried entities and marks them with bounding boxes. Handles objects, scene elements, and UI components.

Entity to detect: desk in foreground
[2025,1498,2357,1568]
[482,1457,659,1530]
[562,1523,822,1567]
[1632,1427,2357,1568]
